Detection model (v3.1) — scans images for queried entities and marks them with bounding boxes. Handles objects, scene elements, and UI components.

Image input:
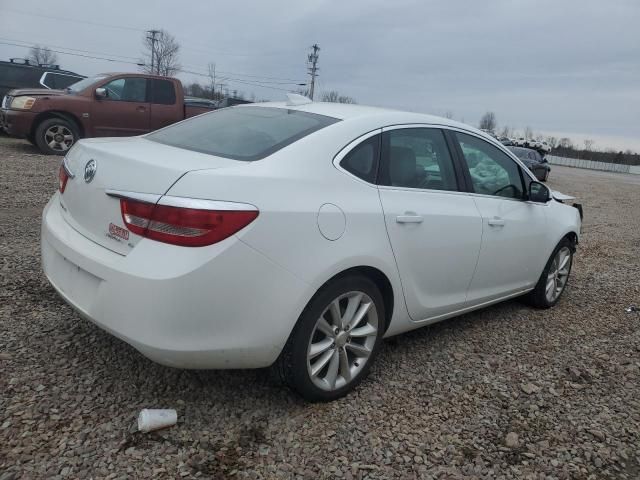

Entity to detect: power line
[2,8,145,32]
[0,36,140,62]
[4,8,299,60]
[0,40,144,66]
[1,35,306,84]
[178,68,302,92]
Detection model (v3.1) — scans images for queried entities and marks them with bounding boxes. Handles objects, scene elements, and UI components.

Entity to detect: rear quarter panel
[165,119,410,335]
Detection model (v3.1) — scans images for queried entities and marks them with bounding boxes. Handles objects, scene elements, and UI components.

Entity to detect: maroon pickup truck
[0,73,216,155]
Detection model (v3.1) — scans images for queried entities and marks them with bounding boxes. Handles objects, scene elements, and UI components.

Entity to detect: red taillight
[58,163,69,193]
[119,198,258,247]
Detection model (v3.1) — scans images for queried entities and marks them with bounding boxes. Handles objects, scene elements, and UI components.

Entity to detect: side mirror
[95,87,107,99]
[528,181,550,203]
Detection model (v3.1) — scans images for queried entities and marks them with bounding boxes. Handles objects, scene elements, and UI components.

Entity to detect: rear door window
[150,79,176,105]
[147,106,339,161]
[378,128,458,191]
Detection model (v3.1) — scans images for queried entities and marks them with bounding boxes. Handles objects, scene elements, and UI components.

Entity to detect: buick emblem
[84,159,97,183]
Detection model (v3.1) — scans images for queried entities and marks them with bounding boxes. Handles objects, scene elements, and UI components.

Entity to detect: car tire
[275,275,385,402]
[523,238,574,309]
[35,118,79,155]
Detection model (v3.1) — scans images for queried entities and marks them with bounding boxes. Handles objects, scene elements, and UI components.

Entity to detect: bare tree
[184,82,205,98]
[321,90,356,104]
[500,125,511,138]
[28,45,58,65]
[558,137,573,149]
[524,126,534,139]
[443,111,454,119]
[141,30,181,76]
[478,112,496,132]
[583,139,594,151]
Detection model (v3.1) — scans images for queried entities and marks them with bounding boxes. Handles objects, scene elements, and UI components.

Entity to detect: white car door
[452,131,549,303]
[377,126,483,320]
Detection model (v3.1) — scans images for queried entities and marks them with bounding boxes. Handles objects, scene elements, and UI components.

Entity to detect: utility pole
[147,29,160,75]
[307,43,320,100]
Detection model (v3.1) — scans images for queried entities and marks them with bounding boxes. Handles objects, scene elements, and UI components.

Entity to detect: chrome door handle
[396,215,423,224]
[488,217,505,227]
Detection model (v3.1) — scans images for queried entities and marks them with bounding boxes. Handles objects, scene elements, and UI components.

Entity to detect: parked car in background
[42,98,581,401]
[508,146,551,181]
[1,73,216,154]
[0,58,84,102]
[498,136,513,146]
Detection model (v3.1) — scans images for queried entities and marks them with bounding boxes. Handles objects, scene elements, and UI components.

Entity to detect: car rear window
[146,106,340,161]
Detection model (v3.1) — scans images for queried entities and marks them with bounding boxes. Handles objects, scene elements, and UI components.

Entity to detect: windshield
[147,106,340,161]
[67,75,108,93]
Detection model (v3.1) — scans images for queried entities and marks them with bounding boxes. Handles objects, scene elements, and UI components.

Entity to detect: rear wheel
[276,275,384,401]
[35,118,79,155]
[523,238,574,308]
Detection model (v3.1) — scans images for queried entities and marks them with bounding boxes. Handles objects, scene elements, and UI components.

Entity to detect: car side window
[379,128,458,191]
[339,134,380,184]
[150,79,176,105]
[456,132,524,199]
[101,77,147,102]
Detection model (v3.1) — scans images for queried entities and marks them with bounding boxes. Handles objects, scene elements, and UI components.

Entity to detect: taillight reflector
[119,198,258,247]
[58,164,69,193]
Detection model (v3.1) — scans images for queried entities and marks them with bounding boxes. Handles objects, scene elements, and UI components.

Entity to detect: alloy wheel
[545,246,571,303]
[306,291,378,391]
[44,125,74,152]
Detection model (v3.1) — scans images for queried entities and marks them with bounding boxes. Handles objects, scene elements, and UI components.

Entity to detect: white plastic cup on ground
[137,409,177,433]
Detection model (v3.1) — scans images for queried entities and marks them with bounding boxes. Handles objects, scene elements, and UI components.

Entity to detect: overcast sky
[1,0,639,151]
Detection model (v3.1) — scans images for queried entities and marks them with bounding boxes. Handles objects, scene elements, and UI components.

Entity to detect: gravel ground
[1,135,639,479]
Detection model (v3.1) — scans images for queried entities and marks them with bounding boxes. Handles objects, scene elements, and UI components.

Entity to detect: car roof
[246,100,486,135]
[0,60,82,76]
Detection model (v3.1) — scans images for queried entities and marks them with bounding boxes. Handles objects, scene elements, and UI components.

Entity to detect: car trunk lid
[59,137,242,255]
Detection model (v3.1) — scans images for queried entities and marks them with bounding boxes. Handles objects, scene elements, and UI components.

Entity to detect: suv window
[102,77,147,102]
[379,128,458,191]
[150,79,176,105]
[456,132,524,199]
[339,134,379,183]
[147,106,339,161]
[41,72,83,89]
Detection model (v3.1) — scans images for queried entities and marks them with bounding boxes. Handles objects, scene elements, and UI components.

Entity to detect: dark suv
[0,59,84,104]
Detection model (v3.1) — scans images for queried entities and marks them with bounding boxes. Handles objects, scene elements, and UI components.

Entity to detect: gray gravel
[1,135,639,479]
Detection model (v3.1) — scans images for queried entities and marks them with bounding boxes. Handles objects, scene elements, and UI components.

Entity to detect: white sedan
[42,97,582,401]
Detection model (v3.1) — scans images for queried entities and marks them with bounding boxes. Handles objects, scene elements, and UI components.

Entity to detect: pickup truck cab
[1,73,216,154]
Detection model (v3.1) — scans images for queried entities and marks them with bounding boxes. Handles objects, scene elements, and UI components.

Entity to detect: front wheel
[275,275,384,401]
[35,118,79,155]
[523,238,574,308]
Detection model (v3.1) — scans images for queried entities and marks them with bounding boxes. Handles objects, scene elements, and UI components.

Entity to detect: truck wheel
[35,118,79,155]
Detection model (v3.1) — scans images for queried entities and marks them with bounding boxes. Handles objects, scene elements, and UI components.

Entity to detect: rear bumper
[1,108,34,137]
[41,193,309,369]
